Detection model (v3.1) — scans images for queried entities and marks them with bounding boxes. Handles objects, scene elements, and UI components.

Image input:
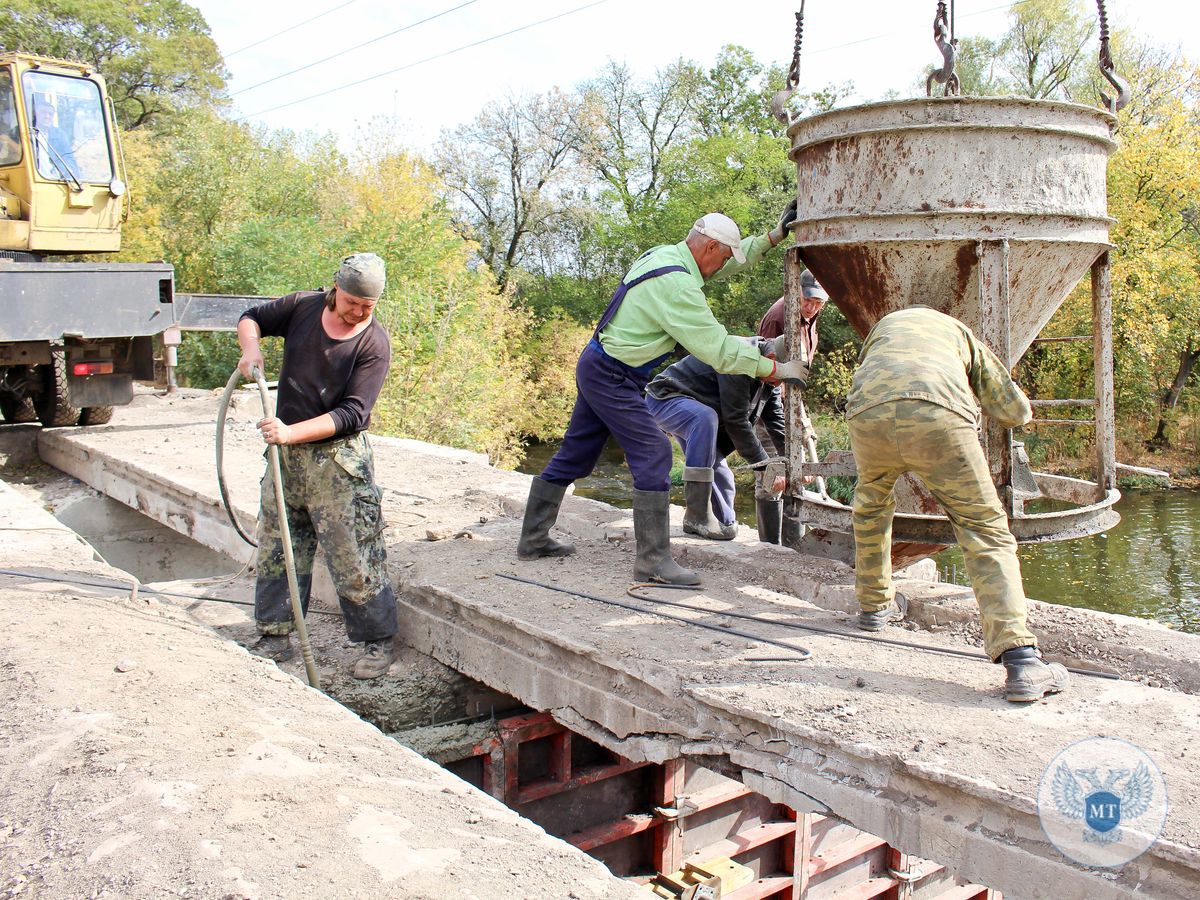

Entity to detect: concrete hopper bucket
[791,97,1115,351]
[780,97,1122,566]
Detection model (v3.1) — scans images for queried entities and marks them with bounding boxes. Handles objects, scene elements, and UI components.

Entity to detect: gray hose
[217,367,320,690]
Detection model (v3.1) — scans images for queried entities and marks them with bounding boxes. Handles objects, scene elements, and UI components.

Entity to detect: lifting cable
[496,572,1119,680]
[0,568,342,617]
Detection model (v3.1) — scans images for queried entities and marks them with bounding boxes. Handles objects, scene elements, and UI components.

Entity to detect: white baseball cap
[692,213,746,264]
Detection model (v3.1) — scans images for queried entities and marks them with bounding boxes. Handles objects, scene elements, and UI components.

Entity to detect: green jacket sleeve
[656,279,773,377]
[968,336,1033,428]
[711,233,775,283]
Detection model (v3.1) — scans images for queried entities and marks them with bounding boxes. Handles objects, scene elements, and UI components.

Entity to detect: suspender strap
[592,264,688,339]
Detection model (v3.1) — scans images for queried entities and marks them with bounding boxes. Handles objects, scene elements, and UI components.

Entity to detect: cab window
[0,70,20,167]
[21,70,113,183]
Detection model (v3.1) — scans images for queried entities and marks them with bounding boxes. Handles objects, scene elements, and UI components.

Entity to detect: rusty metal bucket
[789,97,1116,348]
[780,97,1122,567]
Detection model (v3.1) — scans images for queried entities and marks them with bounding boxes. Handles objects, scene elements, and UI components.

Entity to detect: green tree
[576,58,701,223]
[435,90,586,291]
[0,0,227,128]
[997,0,1094,100]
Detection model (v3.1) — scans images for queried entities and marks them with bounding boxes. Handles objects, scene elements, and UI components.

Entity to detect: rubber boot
[517,477,576,560]
[857,592,908,632]
[353,638,396,680]
[632,489,701,586]
[682,467,736,541]
[1002,646,1070,703]
[756,498,782,544]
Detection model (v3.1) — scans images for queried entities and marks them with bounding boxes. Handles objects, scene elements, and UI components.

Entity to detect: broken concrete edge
[38,429,255,564]
[398,576,1193,899]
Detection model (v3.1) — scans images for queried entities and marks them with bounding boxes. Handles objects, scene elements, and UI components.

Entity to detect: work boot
[517,477,576,560]
[352,639,396,680]
[682,467,736,540]
[857,593,908,632]
[756,498,782,544]
[632,488,701,586]
[1002,646,1070,703]
[250,633,294,663]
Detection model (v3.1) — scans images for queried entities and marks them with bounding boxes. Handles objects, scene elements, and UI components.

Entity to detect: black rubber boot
[632,489,701,585]
[1002,646,1070,703]
[857,592,908,632]
[517,477,576,560]
[682,467,736,540]
[353,638,396,680]
[250,633,294,663]
[756,499,782,544]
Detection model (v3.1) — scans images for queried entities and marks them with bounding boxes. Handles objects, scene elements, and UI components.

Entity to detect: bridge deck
[30,389,1200,899]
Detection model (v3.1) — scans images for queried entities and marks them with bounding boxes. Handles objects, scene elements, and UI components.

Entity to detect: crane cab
[0,52,126,255]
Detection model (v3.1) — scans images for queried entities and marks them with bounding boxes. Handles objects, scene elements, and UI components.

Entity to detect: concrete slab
[0,477,643,899]
[30,389,1200,899]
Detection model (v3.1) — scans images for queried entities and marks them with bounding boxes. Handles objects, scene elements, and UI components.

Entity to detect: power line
[233,0,482,97]
[226,0,360,59]
[246,0,609,119]
[805,0,1033,57]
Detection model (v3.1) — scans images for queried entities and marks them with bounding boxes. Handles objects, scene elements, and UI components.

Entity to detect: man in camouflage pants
[237,253,398,680]
[845,306,1069,702]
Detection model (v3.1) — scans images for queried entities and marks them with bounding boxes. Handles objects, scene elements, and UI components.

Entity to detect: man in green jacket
[846,306,1069,703]
[518,205,808,585]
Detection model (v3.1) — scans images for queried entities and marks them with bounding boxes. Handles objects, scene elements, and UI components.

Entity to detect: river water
[518,441,1200,633]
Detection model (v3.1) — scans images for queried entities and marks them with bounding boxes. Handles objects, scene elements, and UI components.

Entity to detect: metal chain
[1095,0,1130,112]
[786,2,806,90]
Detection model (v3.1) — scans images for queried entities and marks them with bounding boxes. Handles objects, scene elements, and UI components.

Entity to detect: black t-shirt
[241,290,391,436]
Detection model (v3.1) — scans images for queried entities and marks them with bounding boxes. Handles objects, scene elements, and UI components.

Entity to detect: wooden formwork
[443,711,998,900]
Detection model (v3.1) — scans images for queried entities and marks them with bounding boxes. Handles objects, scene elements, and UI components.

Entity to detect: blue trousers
[541,341,673,492]
[645,394,737,526]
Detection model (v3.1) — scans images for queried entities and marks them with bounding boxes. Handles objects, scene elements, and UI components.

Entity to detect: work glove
[760,333,789,361]
[773,358,810,388]
[769,198,799,246]
[754,459,788,499]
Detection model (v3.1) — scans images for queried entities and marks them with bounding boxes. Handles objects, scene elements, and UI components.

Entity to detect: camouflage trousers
[847,400,1036,660]
[254,432,398,643]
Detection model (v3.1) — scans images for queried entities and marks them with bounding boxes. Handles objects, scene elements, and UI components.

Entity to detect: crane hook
[926,1,960,97]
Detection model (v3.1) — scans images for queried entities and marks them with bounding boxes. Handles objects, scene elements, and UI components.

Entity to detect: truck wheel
[79,406,114,425]
[35,353,81,428]
[0,393,37,423]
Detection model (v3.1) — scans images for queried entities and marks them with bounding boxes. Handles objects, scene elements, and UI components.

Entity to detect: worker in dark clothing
[644,337,794,542]
[236,253,398,680]
[754,270,829,542]
[517,205,808,586]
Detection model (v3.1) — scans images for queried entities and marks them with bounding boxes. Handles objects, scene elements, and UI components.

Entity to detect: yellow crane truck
[0,52,179,426]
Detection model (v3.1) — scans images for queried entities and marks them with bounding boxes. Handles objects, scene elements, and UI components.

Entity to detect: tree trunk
[1146,346,1199,450]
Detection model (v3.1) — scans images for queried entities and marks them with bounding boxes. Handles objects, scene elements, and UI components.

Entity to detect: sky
[192,0,1200,151]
